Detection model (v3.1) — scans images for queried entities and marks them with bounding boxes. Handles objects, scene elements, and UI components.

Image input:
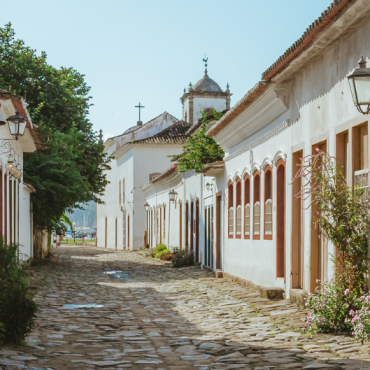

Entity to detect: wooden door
[216,193,222,269]
[310,142,328,291]
[127,214,130,250]
[292,151,304,288]
[196,199,199,263]
[123,211,126,249]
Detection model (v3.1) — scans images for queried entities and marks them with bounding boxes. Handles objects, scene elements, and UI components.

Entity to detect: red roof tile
[262,0,353,80]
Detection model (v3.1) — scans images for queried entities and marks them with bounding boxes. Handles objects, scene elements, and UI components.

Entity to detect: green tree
[173,110,224,173]
[0,23,111,240]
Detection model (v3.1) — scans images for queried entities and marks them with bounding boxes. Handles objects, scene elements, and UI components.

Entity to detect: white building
[143,0,370,302]
[97,68,231,251]
[0,90,44,259]
[97,112,190,250]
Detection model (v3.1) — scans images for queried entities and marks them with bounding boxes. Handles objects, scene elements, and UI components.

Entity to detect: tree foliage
[292,149,370,337]
[0,23,111,231]
[173,110,224,173]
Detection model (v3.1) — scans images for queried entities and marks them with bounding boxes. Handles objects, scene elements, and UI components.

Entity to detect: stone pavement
[1,246,370,370]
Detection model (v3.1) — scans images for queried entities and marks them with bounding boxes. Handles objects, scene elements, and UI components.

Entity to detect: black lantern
[6,110,27,140]
[347,57,370,114]
[144,202,150,211]
[168,189,178,202]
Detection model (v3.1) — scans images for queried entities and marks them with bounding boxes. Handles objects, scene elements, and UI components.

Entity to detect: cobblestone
[1,245,370,369]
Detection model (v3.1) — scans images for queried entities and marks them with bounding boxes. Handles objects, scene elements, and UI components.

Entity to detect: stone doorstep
[219,271,285,300]
[215,271,223,278]
[290,288,308,306]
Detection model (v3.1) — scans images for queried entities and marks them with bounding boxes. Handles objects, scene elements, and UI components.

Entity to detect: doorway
[123,211,126,249]
[127,214,130,250]
[216,193,222,270]
[292,151,304,288]
[190,202,194,252]
[310,141,328,292]
[196,199,199,263]
[276,160,285,278]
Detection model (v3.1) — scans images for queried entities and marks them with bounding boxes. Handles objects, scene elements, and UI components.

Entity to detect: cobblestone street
[1,246,370,369]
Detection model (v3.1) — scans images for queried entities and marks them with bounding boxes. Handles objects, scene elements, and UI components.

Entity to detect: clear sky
[0,0,332,140]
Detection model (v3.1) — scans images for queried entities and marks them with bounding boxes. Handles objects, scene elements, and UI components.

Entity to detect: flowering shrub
[172,248,194,268]
[293,150,370,339]
[305,277,355,333]
[349,294,370,344]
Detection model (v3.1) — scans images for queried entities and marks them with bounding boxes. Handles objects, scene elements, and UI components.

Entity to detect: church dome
[193,70,222,93]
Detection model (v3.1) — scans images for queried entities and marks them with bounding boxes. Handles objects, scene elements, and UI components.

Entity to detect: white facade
[0,91,42,260]
[142,168,216,266]
[143,0,370,300]
[97,113,189,250]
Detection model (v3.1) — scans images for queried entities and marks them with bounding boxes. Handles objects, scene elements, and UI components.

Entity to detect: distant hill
[66,201,96,230]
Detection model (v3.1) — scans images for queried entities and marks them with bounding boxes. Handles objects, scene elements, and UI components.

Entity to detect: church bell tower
[181,59,231,125]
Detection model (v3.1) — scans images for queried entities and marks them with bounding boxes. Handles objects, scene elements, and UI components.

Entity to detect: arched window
[228,181,234,238]
[228,208,234,235]
[253,172,260,239]
[244,175,250,239]
[264,166,273,239]
[236,178,242,238]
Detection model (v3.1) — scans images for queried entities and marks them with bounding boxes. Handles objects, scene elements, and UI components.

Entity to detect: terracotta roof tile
[262,0,353,80]
[132,120,191,145]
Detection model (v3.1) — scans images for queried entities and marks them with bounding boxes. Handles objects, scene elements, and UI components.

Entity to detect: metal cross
[135,102,145,121]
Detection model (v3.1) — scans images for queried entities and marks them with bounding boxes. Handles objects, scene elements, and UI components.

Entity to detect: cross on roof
[135,102,145,122]
[203,54,208,69]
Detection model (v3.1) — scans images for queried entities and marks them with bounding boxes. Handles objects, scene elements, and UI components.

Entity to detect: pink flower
[345,289,350,295]
[315,147,319,152]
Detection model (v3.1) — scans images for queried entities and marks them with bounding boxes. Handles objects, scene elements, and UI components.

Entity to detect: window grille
[244,204,250,235]
[265,199,272,235]
[236,205,242,235]
[228,207,234,235]
[254,202,260,235]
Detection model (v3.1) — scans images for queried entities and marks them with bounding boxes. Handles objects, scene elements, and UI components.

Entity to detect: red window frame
[244,174,250,240]
[253,171,261,240]
[228,180,234,239]
[264,165,273,240]
[235,178,242,239]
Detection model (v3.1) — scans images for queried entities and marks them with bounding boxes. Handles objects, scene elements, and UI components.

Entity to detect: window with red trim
[264,166,273,239]
[235,178,242,238]
[228,181,234,238]
[244,176,250,239]
[253,173,260,239]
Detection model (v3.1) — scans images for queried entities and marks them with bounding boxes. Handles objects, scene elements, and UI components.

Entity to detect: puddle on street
[104,271,130,280]
[62,303,104,309]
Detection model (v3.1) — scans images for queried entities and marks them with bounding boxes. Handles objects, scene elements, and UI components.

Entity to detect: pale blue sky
[0,1,332,139]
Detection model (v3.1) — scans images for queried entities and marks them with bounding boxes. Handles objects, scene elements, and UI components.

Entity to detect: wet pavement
[1,245,370,369]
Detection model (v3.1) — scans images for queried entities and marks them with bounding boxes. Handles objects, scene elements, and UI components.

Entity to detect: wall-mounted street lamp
[6,110,27,140]
[206,182,212,191]
[168,189,178,203]
[348,57,370,114]
[144,202,150,211]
